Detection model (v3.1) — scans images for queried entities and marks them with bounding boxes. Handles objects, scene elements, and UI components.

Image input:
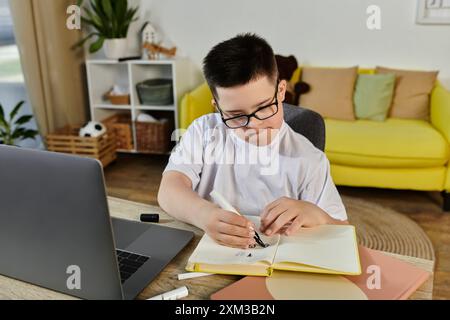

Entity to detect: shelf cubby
[86,58,192,154]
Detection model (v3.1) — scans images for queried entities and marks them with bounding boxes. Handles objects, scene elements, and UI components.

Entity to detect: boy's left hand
[259,197,331,236]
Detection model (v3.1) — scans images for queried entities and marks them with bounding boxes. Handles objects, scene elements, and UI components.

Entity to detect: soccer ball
[79,121,106,138]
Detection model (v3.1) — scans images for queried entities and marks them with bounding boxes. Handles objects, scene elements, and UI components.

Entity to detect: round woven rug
[343,196,435,261]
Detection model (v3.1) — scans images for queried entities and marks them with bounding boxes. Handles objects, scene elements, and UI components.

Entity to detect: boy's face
[212,76,287,145]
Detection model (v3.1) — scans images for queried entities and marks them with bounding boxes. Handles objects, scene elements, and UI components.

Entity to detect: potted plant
[0,101,39,146]
[75,0,139,59]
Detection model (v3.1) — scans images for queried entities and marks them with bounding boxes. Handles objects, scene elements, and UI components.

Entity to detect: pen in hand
[210,190,268,248]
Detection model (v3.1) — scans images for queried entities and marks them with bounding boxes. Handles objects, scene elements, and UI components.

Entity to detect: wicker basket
[104,91,130,105]
[135,120,170,154]
[103,114,134,151]
[46,125,117,167]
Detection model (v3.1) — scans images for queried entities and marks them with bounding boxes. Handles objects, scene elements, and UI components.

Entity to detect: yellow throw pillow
[299,66,358,121]
[376,66,438,120]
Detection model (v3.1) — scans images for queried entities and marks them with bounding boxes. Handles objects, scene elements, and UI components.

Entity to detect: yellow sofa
[179,68,450,211]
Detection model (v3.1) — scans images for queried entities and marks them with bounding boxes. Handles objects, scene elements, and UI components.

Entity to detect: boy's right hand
[200,207,257,249]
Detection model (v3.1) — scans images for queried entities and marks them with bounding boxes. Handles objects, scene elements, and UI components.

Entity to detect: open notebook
[186,216,361,276]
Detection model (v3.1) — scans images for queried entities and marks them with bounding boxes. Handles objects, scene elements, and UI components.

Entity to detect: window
[0,0,23,82]
[0,0,41,148]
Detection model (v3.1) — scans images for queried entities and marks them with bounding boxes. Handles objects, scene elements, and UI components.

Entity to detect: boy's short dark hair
[203,33,279,99]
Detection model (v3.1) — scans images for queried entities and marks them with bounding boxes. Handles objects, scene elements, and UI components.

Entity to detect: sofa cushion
[300,66,358,121]
[376,66,438,121]
[325,118,450,168]
[353,73,395,121]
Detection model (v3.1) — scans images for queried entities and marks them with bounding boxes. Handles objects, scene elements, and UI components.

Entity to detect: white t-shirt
[163,113,347,221]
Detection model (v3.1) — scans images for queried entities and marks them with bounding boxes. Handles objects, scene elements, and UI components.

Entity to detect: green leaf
[101,0,113,20]
[14,114,33,125]
[11,127,38,140]
[71,32,99,49]
[115,0,127,36]
[11,127,26,139]
[89,36,105,53]
[21,129,39,140]
[90,1,111,37]
[82,10,104,33]
[115,0,127,22]
[111,17,117,38]
[91,0,108,23]
[80,16,95,27]
[9,100,24,121]
[0,118,7,129]
[0,104,6,127]
[120,7,138,37]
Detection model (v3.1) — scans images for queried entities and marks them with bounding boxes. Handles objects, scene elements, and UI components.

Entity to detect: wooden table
[0,197,434,300]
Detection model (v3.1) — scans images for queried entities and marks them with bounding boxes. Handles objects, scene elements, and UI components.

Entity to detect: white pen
[210,190,268,248]
[147,286,189,300]
[210,190,240,214]
[177,272,214,280]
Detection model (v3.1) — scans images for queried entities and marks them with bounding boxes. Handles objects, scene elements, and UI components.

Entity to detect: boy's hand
[200,207,257,249]
[260,197,331,236]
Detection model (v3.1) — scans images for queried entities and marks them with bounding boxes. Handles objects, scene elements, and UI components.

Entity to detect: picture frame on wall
[416,0,450,24]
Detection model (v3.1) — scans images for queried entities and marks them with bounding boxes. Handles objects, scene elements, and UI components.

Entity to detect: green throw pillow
[353,74,395,121]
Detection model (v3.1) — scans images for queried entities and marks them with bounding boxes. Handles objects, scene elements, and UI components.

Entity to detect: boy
[158,33,347,249]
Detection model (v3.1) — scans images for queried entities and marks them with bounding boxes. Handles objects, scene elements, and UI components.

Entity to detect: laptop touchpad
[111,218,150,249]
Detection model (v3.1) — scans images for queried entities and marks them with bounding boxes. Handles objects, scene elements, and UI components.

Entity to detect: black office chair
[283,103,326,152]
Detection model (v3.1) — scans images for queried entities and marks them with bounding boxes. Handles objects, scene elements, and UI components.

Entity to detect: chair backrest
[283,103,326,152]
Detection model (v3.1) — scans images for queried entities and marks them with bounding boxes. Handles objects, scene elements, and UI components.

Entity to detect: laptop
[0,145,194,300]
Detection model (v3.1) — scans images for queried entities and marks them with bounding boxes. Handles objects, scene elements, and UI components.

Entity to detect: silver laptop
[0,145,194,300]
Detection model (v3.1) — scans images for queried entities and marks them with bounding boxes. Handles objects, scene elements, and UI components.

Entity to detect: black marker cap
[140,213,159,223]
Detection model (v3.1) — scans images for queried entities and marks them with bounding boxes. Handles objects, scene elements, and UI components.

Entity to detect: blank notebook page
[273,225,360,274]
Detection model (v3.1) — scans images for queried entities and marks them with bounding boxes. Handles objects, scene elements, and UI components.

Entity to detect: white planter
[103,38,128,59]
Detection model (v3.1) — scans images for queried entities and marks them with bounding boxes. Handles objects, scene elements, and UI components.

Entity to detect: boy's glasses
[215,81,280,129]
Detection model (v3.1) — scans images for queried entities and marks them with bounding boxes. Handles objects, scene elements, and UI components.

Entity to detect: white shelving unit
[86,58,191,153]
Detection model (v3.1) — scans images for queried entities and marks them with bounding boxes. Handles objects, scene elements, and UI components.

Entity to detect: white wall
[129,0,450,89]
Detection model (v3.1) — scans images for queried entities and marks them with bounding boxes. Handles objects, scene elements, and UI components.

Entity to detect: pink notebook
[211,246,431,300]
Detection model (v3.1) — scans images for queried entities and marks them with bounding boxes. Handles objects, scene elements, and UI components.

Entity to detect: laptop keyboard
[116,249,150,283]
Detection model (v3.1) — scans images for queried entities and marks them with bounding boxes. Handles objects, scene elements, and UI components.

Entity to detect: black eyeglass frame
[215,80,281,129]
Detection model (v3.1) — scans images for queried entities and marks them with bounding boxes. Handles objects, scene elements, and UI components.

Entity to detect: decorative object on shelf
[79,121,107,138]
[103,114,134,150]
[140,21,177,60]
[136,79,174,105]
[135,114,170,154]
[46,125,116,167]
[0,100,39,146]
[416,0,450,24]
[74,0,139,58]
[141,21,158,47]
[104,85,130,105]
[143,42,177,60]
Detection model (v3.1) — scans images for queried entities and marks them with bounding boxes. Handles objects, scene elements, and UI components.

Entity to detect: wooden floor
[104,154,450,300]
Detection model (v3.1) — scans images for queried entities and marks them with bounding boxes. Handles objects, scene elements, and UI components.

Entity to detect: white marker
[147,286,189,300]
[210,190,240,214]
[210,190,268,248]
[177,272,214,280]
